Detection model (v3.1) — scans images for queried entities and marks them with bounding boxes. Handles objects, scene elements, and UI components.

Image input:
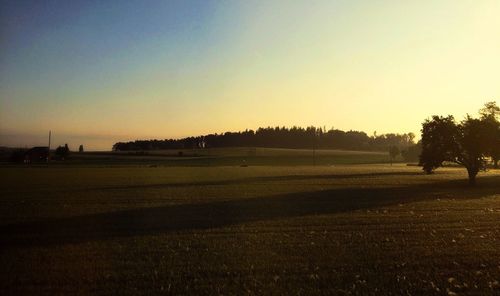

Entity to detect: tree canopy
[55,144,70,159]
[419,102,499,185]
[479,102,500,168]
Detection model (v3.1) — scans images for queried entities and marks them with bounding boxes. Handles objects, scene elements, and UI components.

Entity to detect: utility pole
[47,130,51,163]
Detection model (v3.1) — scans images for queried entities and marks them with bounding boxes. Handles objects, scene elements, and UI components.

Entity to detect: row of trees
[113,127,416,152]
[54,144,84,158]
[419,102,500,185]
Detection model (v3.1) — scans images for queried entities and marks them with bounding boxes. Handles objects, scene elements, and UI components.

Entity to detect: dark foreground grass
[0,165,499,295]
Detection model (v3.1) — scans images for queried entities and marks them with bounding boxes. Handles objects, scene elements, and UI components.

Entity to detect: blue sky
[1,0,499,150]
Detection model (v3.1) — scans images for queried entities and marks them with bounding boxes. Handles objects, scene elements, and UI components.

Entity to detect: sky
[1,0,499,150]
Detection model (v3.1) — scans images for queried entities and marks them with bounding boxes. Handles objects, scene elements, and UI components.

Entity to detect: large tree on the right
[419,115,489,185]
[479,102,500,168]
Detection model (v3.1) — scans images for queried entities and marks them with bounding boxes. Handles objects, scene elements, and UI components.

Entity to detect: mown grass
[0,164,499,295]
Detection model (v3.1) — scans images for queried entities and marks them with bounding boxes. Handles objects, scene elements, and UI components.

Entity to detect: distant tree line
[113,127,416,153]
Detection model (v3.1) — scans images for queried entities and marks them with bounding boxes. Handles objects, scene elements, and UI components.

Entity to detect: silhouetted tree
[55,144,70,159]
[458,116,489,185]
[479,101,500,119]
[419,116,459,174]
[79,145,84,153]
[479,101,500,168]
[420,115,488,185]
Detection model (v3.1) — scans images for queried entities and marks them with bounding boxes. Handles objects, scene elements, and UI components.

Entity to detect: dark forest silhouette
[113,126,416,152]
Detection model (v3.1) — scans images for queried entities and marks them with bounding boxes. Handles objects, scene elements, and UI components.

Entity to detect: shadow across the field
[2,175,499,249]
[83,171,423,192]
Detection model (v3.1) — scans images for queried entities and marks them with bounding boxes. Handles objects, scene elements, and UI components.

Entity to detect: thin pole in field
[48,130,51,162]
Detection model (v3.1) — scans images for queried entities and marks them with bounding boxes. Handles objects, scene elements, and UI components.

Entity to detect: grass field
[40,147,392,166]
[1,163,500,295]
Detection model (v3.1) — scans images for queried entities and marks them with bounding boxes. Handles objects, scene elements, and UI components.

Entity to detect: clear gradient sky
[1,0,499,150]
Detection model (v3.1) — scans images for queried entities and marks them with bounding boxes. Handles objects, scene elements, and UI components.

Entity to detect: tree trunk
[467,167,478,186]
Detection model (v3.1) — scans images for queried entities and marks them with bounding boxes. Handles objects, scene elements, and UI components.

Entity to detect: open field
[2,147,391,167]
[1,164,500,295]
